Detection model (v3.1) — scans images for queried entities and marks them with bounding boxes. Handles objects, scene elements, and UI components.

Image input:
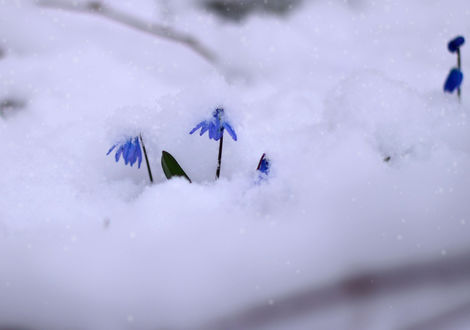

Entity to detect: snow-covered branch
[37,0,218,65]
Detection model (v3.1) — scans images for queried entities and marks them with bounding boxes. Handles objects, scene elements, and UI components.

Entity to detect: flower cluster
[189,108,237,141]
[107,136,142,168]
[106,108,272,183]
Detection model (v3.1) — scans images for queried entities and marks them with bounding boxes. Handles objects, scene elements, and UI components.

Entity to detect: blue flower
[448,36,465,53]
[257,153,270,175]
[189,108,237,141]
[443,68,463,93]
[107,136,142,168]
[255,153,271,184]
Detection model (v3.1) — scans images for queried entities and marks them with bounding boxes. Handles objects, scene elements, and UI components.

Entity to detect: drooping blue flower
[107,136,142,168]
[443,68,463,93]
[448,36,465,53]
[189,108,237,141]
[257,153,270,176]
[255,153,271,184]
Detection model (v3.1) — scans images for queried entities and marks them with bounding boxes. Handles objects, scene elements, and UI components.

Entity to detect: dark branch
[203,250,470,330]
[37,0,218,65]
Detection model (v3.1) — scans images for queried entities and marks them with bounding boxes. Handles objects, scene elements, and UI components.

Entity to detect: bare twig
[37,0,218,65]
[203,250,470,330]
[0,98,26,117]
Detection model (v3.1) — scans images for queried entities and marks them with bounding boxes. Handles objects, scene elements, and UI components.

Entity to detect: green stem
[140,134,153,183]
[216,130,224,179]
[457,48,461,102]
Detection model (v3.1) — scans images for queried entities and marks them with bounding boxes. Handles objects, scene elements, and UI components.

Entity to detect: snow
[1,0,470,329]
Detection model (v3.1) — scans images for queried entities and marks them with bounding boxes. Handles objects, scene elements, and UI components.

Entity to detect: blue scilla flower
[255,153,271,184]
[189,108,237,141]
[107,136,142,168]
[448,36,465,53]
[443,68,463,93]
[190,107,237,179]
[257,153,270,175]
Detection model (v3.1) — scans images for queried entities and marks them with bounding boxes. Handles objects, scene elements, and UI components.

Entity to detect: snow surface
[1,0,470,329]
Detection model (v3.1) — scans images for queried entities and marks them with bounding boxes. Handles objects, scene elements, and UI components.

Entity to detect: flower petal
[215,127,222,141]
[208,122,215,140]
[211,123,222,141]
[106,144,117,155]
[115,144,124,162]
[214,114,221,128]
[444,68,463,93]
[123,139,133,165]
[128,138,138,166]
[199,122,209,136]
[136,138,142,169]
[189,121,205,135]
[223,122,237,141]
[448,36,465,53]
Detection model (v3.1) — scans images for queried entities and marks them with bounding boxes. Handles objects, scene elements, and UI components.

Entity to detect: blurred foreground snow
[0,0,470,329]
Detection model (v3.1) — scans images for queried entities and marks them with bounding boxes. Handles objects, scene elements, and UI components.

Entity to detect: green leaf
[161,151,192,183]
